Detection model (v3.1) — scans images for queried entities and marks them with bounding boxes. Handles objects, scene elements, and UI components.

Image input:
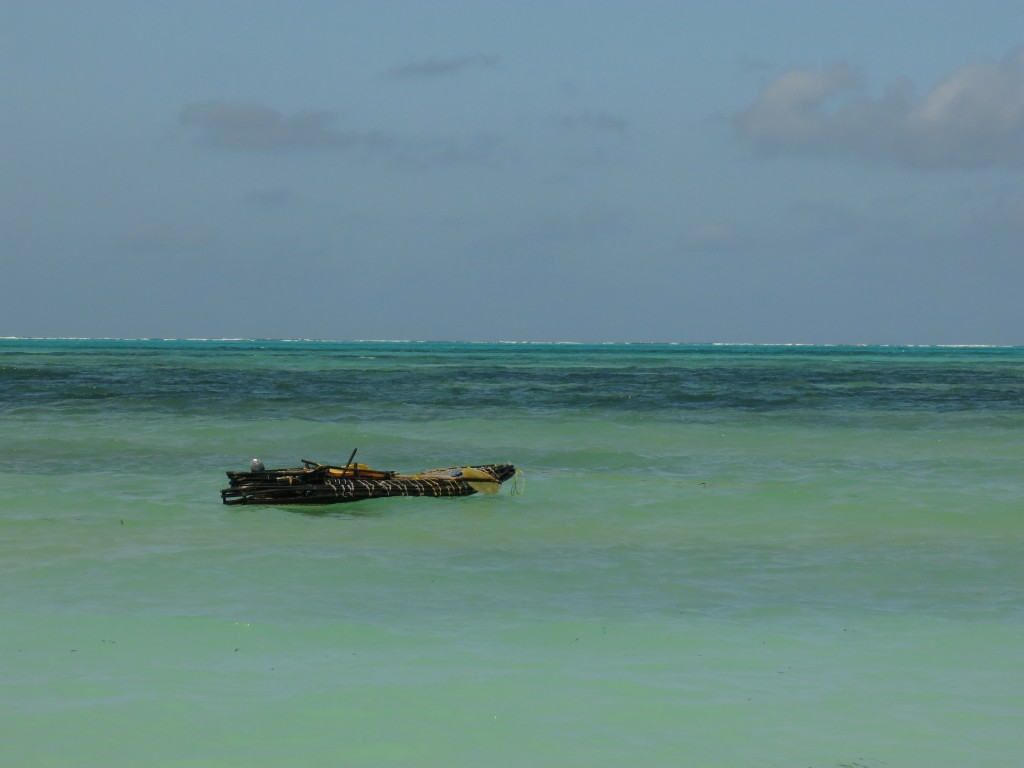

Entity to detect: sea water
[1,339,1021,767]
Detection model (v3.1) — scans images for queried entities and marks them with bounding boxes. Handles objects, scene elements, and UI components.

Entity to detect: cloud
[119,224,216,255]
[682,221,739,253]
[735,49,1024,168]
[385,54,500,79]
[178,100,500,167]
[557,109,629,135]
[244,187,292,208]
[477,205,631,267]
[179,101,391,151]
[395,133,505,168]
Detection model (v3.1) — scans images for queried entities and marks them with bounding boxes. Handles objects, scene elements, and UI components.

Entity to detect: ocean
[1,339,1022,767]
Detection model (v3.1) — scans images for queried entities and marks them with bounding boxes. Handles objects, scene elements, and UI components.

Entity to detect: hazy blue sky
[3,1,1023,343]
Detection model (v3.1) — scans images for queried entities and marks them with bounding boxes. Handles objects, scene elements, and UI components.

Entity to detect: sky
[2,0,1023,344]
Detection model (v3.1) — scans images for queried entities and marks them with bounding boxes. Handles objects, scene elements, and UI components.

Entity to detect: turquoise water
[2,339,1022,767]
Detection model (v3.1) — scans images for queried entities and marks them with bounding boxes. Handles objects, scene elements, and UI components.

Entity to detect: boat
[220,451,518,506]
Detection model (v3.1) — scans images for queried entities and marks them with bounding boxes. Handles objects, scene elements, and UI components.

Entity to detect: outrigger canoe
[220,451,518,506]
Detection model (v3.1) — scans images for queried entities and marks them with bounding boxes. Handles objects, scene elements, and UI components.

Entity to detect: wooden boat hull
[221,463,517,506]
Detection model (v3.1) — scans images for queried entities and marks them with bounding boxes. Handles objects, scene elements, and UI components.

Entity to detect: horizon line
[1,336,1020,349]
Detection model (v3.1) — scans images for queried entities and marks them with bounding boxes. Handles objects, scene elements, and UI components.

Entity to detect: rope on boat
[510,468,525,496]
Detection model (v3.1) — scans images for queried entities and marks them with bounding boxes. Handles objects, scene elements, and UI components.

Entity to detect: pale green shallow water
[1,340,1022,767]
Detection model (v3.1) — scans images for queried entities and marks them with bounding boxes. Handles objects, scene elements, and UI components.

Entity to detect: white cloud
[385,54,500,79]
[683,221,738,252]
[179,101,390,151]
[119,224,216,255]
[178,100,503,167]
[245,188,292,208]
[735,49,1024,168]
[556,109,630,135]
